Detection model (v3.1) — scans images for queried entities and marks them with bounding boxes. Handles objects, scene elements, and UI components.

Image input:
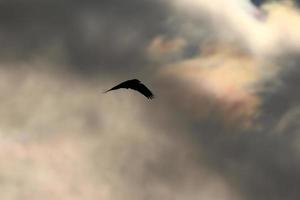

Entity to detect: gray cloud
[0,0,300,200]
[0,0,170,76]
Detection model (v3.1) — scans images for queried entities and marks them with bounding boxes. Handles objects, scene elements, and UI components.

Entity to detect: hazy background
[0,0,300,199]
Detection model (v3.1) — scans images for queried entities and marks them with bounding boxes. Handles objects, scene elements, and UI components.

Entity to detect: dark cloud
[251,0,265,6]
[251,0,300,6]
[0,0,170,75]
[1,1,300,200]
[253,51,300,131]
[183,120,300,200]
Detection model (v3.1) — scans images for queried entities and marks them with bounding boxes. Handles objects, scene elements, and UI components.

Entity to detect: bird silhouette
[104,79,154,99]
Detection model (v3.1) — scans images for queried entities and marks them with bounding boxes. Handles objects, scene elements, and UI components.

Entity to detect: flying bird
[104,79,154,99]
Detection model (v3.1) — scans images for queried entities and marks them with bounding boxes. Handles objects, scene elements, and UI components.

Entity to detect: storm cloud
[0,0,170,75]
[0,0,300,200]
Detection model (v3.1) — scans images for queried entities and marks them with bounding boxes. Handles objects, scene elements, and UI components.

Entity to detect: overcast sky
[0,0,299,200]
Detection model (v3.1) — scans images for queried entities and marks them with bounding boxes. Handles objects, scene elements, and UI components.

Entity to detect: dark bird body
[104,79,154,99]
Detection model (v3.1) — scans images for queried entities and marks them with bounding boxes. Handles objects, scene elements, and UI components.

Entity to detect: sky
[0,0,300,200]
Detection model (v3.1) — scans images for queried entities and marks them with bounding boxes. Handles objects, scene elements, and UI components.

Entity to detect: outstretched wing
[131,82,154,99]
[104,79,140,93]
[104,79,154,99]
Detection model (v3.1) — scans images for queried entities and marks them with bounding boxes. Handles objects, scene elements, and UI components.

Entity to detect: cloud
[0,64,244,200]
[1,0,300,200]
[157,43,262,128]
[145,0,300,199]
[146,36,187,63]
[151,0,300,124]
[0,0,170,75]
